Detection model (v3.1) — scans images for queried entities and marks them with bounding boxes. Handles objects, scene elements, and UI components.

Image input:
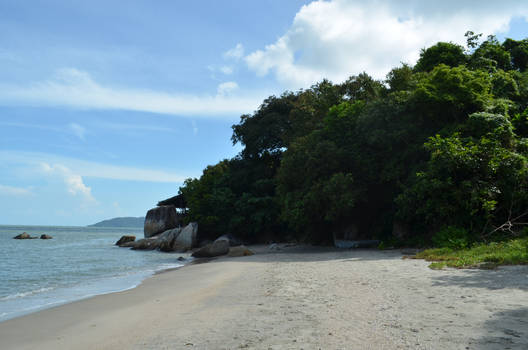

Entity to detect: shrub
[432,226,472,249]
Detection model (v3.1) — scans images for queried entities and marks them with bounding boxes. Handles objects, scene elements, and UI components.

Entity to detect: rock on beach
[192,237,230,258]
[227,245,254,257]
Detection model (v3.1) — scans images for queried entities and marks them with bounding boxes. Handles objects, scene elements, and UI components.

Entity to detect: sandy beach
[1,245,527,350]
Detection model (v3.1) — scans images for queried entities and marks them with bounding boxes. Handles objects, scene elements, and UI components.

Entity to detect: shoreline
[1,245,527,349]
[0,254,213,324]
[0,254,190,323]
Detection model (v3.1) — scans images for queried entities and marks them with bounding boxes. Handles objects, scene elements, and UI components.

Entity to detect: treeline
[175,33,528,247]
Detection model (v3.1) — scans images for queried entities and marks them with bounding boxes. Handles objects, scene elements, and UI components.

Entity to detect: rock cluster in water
[13,232,53,239]
[115,235,135,246]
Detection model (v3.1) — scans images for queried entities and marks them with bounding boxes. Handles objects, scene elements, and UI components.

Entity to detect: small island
[88,217,145,228]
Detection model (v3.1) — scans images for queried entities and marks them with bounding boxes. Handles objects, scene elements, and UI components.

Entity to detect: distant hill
[89,217,145,228]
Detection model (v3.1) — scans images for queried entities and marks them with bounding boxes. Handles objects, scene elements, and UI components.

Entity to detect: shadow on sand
[192,244,406,264]
[430,265,528,291]
[475,307,528,349]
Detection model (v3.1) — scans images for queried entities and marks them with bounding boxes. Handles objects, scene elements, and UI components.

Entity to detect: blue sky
[0,0,527,225]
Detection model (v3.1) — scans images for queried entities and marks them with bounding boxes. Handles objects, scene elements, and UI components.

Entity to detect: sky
[0,0,527,226]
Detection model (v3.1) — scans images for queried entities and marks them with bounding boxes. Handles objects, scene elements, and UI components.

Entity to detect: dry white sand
[1,245,527,350]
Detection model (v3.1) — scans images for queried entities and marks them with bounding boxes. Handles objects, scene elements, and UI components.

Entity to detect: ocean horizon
[0,224,188,322]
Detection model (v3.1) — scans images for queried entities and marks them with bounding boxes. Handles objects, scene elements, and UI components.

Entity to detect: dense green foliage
[174,34,528,246]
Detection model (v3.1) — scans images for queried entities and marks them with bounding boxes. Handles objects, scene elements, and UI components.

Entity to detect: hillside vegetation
[172,33,528,247]
[89,217,145,228]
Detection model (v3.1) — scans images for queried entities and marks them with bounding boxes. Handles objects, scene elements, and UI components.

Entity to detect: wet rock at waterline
[130,238,160,250]
[123,223,198,253]
[13,232,38,239]
[115,235,136,246]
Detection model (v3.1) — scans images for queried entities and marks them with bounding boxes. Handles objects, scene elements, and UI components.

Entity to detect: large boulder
[40,234,53,239]
[115,235,135,246]
[192,238,229,258]
[157,228,182,252]
[13,232,37,239]
[228,245,254,257]
[144,206,179,238]
[173,222,198,250]
[157,224,196,252]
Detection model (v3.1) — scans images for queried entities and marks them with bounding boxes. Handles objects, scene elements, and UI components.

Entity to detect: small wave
[0,287,54,301]
[156,262,186,271]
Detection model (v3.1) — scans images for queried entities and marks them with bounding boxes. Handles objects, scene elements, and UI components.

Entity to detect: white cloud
[0,184,33,197]
[223,43,245,61]
[0,150,190,183]
[0,121,62,133]
[0,120,90,139]
[0,68,264,119]
[93,121,175,133]
[217,81,239,96]
[207,64,234,76]
[40,163,95,202]
[245,0,528,87]
[69,122,86,140]
[220,65,234,75]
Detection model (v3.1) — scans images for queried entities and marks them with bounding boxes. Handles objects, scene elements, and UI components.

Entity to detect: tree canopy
[172,33,528,247]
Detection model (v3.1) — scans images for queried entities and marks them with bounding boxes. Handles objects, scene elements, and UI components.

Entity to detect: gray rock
[228,245,254,257]
[144,206,179,238]
[192,238,229,258]
[40,234,53,239]
[157,228,182,252]
[115,235,135,246]
[130,237,160,250]
[125,223,198,252]
[173,222,198,250]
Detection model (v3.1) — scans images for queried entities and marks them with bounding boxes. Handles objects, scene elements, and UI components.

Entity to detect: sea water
[0,225,187,322]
